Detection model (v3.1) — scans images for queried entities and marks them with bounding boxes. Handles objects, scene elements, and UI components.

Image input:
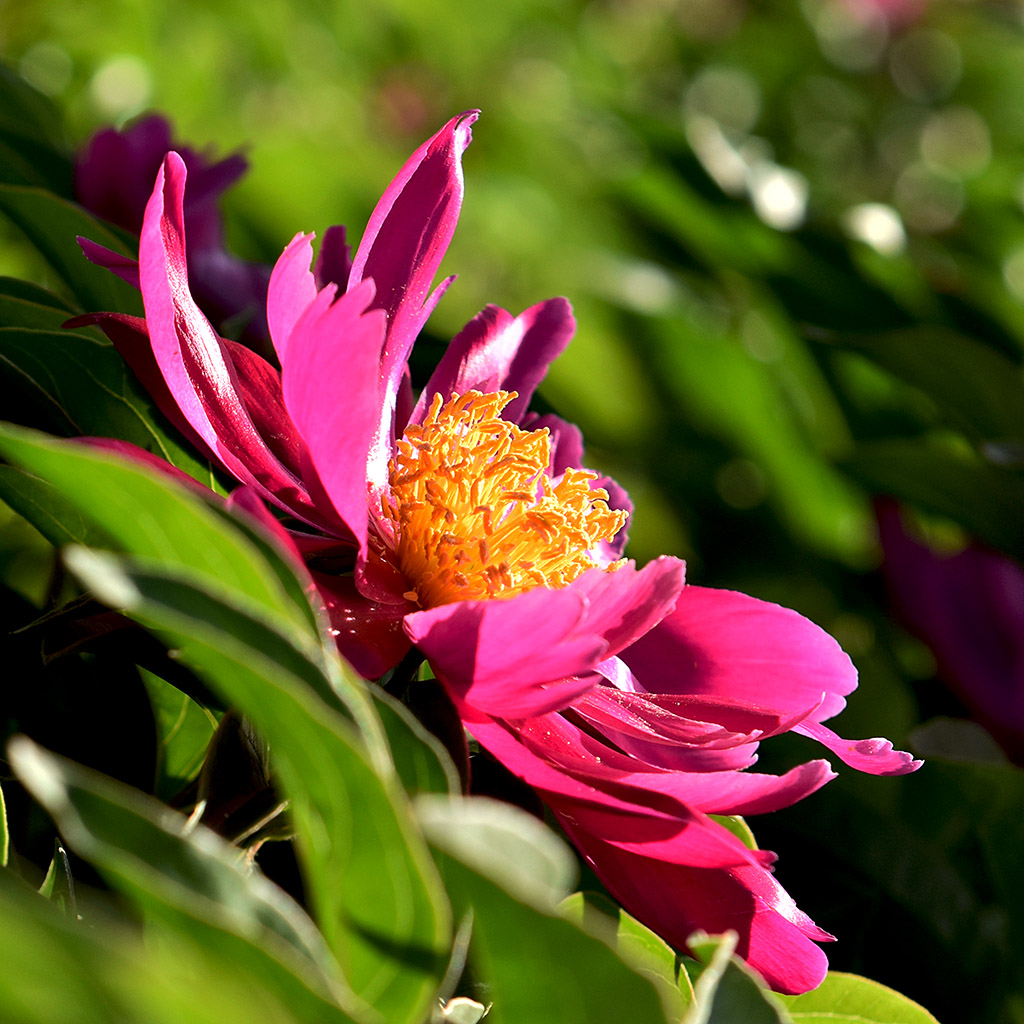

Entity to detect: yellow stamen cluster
[382,390,627,608]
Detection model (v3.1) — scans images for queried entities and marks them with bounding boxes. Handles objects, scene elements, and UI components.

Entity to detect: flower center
[382,390,627,608]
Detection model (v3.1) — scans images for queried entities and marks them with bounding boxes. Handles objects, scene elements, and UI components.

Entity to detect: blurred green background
[4,0,1024,1020]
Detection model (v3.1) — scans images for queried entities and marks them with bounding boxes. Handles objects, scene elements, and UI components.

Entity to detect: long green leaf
[418,795,673,1024]
[10,736,364,1023]
[0,328,214,481]
[778,971,940,1023]
[0,424,308,641]
[0,184,140,314]
[0,866,335,1024]
[66,548,451,1024]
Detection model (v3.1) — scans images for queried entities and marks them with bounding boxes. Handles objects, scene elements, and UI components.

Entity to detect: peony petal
[560,838,832,995]
[314,224,353,292]
[412,297,575,424]
[266,232,317,367]
[793,720,922,776]
[77,237,141,289]
[406,586,603,717]
[311,571,411,679]
[350,111,478,492]
[623,586,857,721]
[571,557,686,660]
[139,153,316,522]
[281,277,386,562]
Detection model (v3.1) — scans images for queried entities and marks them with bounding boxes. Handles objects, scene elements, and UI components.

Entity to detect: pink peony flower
[75,112,920,993]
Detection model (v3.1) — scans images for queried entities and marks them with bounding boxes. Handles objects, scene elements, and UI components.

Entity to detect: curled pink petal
[794,720,922,776]
[406,586,603,717]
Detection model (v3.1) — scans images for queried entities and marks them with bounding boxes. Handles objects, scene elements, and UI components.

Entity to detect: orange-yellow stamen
[382,390,627,608]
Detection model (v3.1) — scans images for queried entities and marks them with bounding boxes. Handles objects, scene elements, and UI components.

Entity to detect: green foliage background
[2,0,1024,1021]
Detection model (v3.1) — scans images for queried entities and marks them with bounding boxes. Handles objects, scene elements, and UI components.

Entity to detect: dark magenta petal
[311,571,411,679]
[267,232,317,367]
[878,500,1024,759]
[406,587,604,717]
[350,112,477,489]
[623,585,857,720]
[281,278,387,563]
[139,153,315,521]
[509,711,833,815]
[77,237,141,289]
[314,225,353,292]
[412,297,575,424]
[793,720,922,776]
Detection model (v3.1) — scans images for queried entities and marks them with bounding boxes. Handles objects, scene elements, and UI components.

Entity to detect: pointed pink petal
[77,237,141,289]
[793,720,922,776]
[350,112,478,490]
[139,153,316,522]
[623,586,857,720]
[311,570,411,679]
[412,297,575,424]
[266,232,317,367]
[281,278,386,562]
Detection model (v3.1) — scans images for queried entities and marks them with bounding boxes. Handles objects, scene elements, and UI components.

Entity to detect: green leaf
[560,890,691,1019]
[709,814,758,851]
[778,971,940,1023]
[0,465,110,549]
[0,184,140,314]
[0,64,68,154]
[0,425,309,642]
[0,864,335,1024]
[686,932,792,1024]
[10,736,364,1023]
[0,327,214,482]
[65,548,451,1024]
[372,688,461,798]
[0,274,74,310]
[825,328,1024,446]
[418,795,673,1024]
[142,668,218,797]
[842,440,1024,561]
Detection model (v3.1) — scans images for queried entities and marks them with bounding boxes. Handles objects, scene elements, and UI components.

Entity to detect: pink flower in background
[76,112,920,993]
[878,499,1024,762]
[75,114,271,344]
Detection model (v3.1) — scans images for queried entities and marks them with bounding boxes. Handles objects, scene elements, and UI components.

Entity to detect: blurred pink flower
[878,499,1024,762]
[75,114,270,344]
[75,112,920,993]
